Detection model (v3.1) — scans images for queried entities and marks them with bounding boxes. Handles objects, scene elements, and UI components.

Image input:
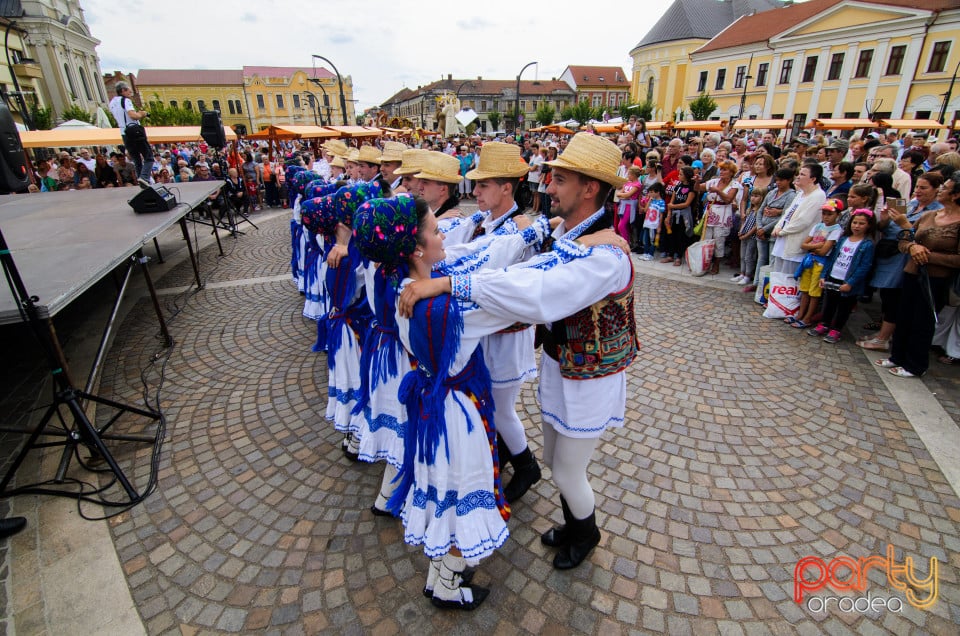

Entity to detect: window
[916,110,931,120]
[802,56,818,83]
[481,100,487,110]
[276,94,284,109]
[63,63,77,97]
[734,66,746,89]
[170,100,178,108]
[928,41,950,73]
[592,95,602,107]
[234,100,242,114]
[756,63,768,86]
[697,71,707,92]
[854,50,873,78]
[78,67,92,100]
[827,53,844,80]
[715,68,726,90]
[228,100,235,114]
[779,59,793,84]
[212,99,221,112]
[292,94,300,109]
[184,100,192,110]
[791,113,806,138]
[10,49,22,64]
[256,94,265,110]
[647,77,654,101]
[886,46,906,75]
[197,100,206,111]
[520,100,526,111]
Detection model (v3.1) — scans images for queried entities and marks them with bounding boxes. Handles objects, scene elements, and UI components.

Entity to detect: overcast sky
[84,0,675,110]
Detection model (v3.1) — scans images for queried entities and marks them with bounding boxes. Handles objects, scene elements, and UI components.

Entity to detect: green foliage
[636,98,655,121]
[60,102,93,124]
[503,105,518,127]
[559,100,597,125]
[143,94,201,126]
[688,92,718,121]
[487,109,501,132]
[29,104,53,130]
[535,103,555,126]
[104,109,118,127]
[465,122,477,136]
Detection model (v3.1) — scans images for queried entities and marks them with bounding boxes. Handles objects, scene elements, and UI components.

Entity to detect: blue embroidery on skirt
[411,486,497,518]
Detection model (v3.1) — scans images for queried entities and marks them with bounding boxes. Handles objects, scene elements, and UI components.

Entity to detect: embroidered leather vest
[537,209,639,379]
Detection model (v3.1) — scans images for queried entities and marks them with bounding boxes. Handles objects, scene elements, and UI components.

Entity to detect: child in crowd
[614,167,643,245]
[788,198,845,329]
[661,166,696,266]
[735,189,763,284]
[841,183,875,229]
[641,182,666,261]
[808,208,877,344]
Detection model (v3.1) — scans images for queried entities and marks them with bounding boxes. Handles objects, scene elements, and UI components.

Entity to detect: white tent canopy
[54,119,97,130]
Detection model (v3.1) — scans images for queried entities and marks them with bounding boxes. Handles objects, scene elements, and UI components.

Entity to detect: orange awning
[19,125,238,148]
[732,119,790,130]
[805,118,876,130]
[673,120,726,131]
[642,121,673,131]
[324,125,383,138]
[531,124,575,134]
[879,119,946,130]
[244,125,338,141]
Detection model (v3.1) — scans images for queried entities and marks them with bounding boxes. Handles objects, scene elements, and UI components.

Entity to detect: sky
[83,0,675,111]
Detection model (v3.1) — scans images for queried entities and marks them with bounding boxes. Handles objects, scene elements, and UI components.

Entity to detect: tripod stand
[0,225,159,504]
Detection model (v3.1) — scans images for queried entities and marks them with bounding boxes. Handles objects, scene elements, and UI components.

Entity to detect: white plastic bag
[685,240,715,277]
[755,265,772,304]
[762,271,800,319]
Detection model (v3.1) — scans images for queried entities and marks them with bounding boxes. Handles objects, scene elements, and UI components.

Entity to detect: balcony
[13,62,42,79]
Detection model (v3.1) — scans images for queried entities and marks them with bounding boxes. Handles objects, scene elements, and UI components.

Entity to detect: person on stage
[109,81,154,182]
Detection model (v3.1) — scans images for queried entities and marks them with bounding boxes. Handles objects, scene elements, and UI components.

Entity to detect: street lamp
[515,61,537,136]
[937,59,960,125]
[456,80,475,99]
[301,92,321,126]
[737,53,755,121]
[312,54,348,125]
[310,82,333,125]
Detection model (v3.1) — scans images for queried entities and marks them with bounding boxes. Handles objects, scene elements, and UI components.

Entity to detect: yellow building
[136,66,355,135]
[0,17,46,127]
[685,0,960,135]
[629,0,786,121]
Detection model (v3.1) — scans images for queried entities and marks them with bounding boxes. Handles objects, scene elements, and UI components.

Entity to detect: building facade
[686,0,960,135]
[559,65,631,111]
[136,66,355,135]
[0,15,45,127]
[1,0,107,121]
[381,75,576,134]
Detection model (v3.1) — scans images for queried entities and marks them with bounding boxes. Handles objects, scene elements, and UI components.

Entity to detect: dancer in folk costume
[400,133,639,571]
[300,181,344,354]
[322,183,383,456]
[287,165,307,290]
[391,149,429,196]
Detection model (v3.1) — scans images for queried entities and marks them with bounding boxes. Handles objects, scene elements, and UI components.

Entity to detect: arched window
[647,77,654,101]
[63,63,77,98]
[198,99,207,111]
[184,100,192,110]
[228,100,235,114]
[78,67,92,100]
[212,99,221,112]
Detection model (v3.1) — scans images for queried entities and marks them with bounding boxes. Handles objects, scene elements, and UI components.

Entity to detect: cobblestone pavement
[5,212,960,634]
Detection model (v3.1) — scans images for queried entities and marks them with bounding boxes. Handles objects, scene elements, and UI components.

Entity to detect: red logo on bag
[770,285,798,295]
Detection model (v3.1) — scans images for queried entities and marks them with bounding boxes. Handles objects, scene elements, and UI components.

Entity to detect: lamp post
[311,82,333,125]
[456,80,474,99]
[301,92,321,126]
[312,54,348,125]
[937,59,960,125]
[737,53,755,122]
[515,61,537,136]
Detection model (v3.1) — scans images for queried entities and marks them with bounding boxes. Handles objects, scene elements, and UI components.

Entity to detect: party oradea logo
[794,545,938,613]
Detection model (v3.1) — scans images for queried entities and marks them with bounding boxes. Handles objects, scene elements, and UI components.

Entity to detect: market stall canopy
[323,125,383,138]
[530,124,575,134]
[416,127,441,137]
[245,125,338,140]
[53,119,97,130]
[19,125,238,148]
[731,119,790,130]
[879,119,946,130]
[805,118,875,130]
[673,120,726,131]
[642,121,673,131]
[588,123,624,134]
[382,127,414,137]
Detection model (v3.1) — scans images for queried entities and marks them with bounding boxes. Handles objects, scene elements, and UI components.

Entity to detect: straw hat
[545,133,626,186]
[381,141,407,163]
[393,149,430,175]
[358,145,382,165]
[346,148,360,163]
[323,139,348,157]
[465,142,531,180]
[414,152,463,184]
[330,155,345,168]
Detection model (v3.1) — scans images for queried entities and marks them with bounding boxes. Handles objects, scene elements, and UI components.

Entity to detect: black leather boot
[540,496,572,547]
[504,447,541,503]
[553,510,601,570]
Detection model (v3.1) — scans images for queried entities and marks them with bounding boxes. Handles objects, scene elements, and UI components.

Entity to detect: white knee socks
[550,434,600,520]
[492,385,527,455]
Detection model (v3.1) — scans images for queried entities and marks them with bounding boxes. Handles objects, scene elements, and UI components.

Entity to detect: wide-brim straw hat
[394,149,430,175]
[381,141,407,163]
[330,155,345,168]
[346,148,360,163]
[323,139,348,157]
[358,145,382,165]
[465,142,531,180]
[545,133,626,186]
[414,152,463,184]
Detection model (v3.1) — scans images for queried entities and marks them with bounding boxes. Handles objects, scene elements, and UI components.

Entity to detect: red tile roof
[696,0,955,54]
[564,65,631,87]
[137,69,243,85]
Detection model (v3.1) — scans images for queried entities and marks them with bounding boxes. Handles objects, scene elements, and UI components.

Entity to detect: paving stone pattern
[89,215,960,634]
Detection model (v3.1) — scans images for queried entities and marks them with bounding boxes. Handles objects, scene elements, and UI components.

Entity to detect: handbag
[693,209,707,237]
[124,122,147,144]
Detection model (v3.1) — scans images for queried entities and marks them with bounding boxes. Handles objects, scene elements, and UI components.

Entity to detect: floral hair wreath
[352,196,419,269]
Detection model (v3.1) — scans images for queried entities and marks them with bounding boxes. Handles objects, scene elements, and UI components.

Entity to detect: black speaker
[200,110,227,149]
[0,102,30,193]
[128,183,177,213]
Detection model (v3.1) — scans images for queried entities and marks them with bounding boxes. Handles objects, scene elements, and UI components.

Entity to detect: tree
[29,104,53,130]
[534,102,555,126]
[560,99,596,125]
[636,98,655,121]
[503,105,519,129]
[688,92,718,121]
[61,102,93,124]
[143,96,201,126]
[487,109,501,132]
